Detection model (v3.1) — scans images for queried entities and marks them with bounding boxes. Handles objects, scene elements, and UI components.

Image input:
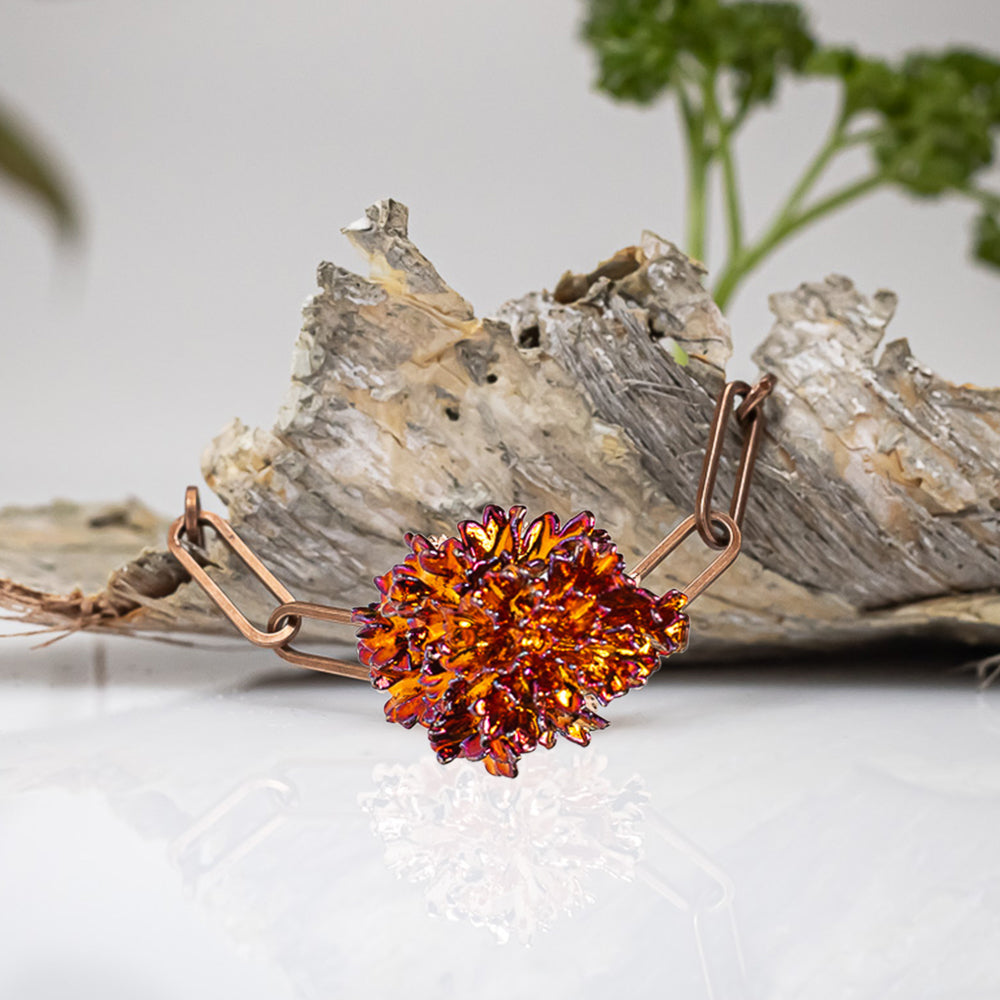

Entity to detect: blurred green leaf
[873,52,998,196]
[936,48,1000,122]
[973,210,1000,268]
[718,2,814,109]
[582,0,690,105]
[668,338,690,365]
[806,47,902,117]
[808,47,1000,197]
[0,99,78,238]
[582,0,815,110]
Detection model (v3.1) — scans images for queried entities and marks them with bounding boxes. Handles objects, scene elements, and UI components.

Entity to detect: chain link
[167,488,362,677]
[695,374,775,549]
[629,372,775,597]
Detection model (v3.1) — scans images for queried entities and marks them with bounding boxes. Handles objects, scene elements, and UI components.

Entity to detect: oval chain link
[695,373,775,549]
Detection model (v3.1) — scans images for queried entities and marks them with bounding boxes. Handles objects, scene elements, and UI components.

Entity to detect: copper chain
[628,372,775,597]
[167,492,368,680]
[168,374,775,678]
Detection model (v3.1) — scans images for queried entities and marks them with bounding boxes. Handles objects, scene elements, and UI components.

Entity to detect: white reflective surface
[1,635,998,999]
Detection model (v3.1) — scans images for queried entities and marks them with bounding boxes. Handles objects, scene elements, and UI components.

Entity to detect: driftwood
[2,199,999,658]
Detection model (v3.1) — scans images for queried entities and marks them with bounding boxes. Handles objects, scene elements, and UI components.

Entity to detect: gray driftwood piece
[2,199,999,658]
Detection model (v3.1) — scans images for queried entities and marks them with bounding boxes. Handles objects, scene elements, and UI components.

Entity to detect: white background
[1,0,999,513]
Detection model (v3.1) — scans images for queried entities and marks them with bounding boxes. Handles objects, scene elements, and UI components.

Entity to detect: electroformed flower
[353,505,688,777]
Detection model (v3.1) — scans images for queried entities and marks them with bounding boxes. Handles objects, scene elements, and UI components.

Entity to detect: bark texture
[3,199,999,658]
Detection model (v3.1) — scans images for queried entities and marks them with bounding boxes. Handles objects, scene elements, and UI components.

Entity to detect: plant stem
[703,76,743,260]
[712,173,883,310]
[708,104,884,311]
[778,112,849,220]
[686,143,709,263]
[677,82,710,262]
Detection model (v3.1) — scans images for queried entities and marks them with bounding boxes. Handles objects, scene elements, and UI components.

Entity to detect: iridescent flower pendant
[354,505,689,777]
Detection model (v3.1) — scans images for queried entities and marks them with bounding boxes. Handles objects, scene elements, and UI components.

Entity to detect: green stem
[840,126,882,149]
[778,112,850,220]
[708,104,880,311]
[713,173,884,310]
[725,90,753,135]
[677,82,710,262]
[703,77,743,260]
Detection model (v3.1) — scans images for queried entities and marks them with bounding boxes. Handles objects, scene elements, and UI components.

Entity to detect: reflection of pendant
[360,752,748,991]
[354,506,689,777]
[360,755,650,944]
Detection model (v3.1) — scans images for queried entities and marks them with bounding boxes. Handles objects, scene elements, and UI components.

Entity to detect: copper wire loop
[736,372,777,424]
[168,499,302,649]
[695,374,774,549]
[183,485,203,548]
[267,601,370,681]
[630,511,742,603]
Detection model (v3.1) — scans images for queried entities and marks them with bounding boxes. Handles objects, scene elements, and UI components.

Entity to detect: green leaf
[935,49,1000,123]
[973,210,1000,268]
[874,52,998,196]
[582,0,815,111]
[0,99,78,238]
[718,2,815,109]
[809,46,1000,197]
[806,47,902,117]
[667,337,690,365]
[582,0,687,105]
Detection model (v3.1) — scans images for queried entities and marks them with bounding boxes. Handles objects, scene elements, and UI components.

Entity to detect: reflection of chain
[642,810,747,1000]
[168,776,296,891]
[167,758,346,892]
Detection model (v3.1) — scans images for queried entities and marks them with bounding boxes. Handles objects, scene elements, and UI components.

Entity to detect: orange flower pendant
[354,505,689,778]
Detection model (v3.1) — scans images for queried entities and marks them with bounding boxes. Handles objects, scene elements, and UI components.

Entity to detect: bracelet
[168,374,775,777]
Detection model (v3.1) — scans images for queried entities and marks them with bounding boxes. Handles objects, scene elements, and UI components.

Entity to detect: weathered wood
[2,199,999,658]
